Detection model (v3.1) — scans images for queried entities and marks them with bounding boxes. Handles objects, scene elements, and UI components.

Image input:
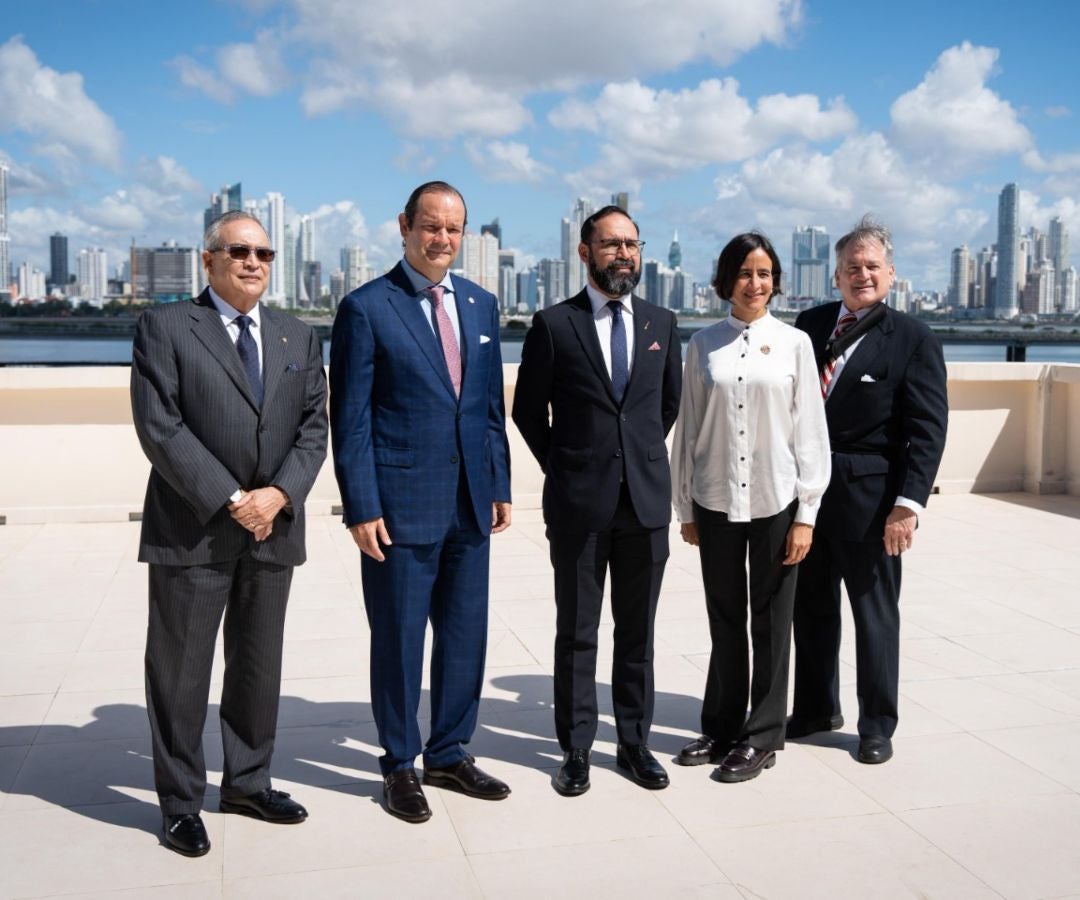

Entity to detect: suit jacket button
[450,455,459,464]
[620,415,628,422]
[614,450,622,458]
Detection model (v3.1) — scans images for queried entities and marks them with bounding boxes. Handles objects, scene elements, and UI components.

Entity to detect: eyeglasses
[592,238,645,255]
[212,244,276,263]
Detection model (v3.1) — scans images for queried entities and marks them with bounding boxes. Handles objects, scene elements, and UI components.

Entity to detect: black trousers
[695,500,798,751]
[791,528,902,739]
[145,556,293,815]
[550,485,668,751]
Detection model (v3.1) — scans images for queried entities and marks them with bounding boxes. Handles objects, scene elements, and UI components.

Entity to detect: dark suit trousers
[361,471,489,775]
[550,484,668,751]
[695,500,797,751]
[145,557,293,815]
[792,529,902,739]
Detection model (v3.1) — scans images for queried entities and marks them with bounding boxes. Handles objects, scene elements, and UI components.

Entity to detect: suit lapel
[828,304,893,407]
[384,265,457,400]
[625,296,652,401]
[451,274,477,394]
[566,291,617,403]
[188,292,260,412]
[259,306,286,412]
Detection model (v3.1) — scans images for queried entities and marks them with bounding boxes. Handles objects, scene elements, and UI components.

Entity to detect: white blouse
[672,312,831,525]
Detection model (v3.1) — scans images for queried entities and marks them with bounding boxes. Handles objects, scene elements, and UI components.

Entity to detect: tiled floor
[1,493,1079,898]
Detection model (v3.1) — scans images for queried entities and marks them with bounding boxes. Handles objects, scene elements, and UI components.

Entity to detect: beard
[588,252,641,296]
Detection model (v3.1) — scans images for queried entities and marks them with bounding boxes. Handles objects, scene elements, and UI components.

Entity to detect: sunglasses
[213,244,276,263]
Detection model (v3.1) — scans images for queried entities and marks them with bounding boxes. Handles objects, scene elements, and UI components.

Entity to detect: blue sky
[3,0,1079,292]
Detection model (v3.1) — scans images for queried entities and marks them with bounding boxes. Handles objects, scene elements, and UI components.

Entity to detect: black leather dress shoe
[384,769,432,823]
[163,813,210,857]
[713,743,776,783]
[857,736,893,764]
[616,744,669,790]
[554,748,590,796]
[219,788,308,823]
[674,735,726,766]
[423,755,510,800]
[785,713,845,739]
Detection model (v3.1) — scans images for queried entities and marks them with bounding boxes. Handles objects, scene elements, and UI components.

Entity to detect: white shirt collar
[586,283,632,316]
[723,310,775,332]
[401,256,453,295]
[208,286,262,327]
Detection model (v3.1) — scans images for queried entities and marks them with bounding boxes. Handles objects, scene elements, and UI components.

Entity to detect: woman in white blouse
[671,232,830,783]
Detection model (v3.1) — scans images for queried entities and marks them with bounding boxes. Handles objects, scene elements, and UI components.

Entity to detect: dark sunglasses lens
[226,246,275,262]
[227,246,250,260]
[255,248,276,262]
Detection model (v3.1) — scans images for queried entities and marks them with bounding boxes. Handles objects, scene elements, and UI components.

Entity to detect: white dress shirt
[672,312,831,525]
[208,286,263,374]
[586,284,635,379]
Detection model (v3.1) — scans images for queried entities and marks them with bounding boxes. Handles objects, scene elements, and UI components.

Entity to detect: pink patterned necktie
[428,285,461,397]
[820,311,858,398]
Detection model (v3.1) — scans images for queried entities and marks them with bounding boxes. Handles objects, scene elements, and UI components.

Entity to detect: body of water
[4,336,1080,366]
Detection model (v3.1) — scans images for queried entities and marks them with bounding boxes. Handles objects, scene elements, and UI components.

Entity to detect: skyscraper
[668,231,682,269]
[460,231,500,295]
[1049,216,1069,309]
[49,233,69,292]
[284,223,296,308]
[131,243,198,302]
[480,218,502,248]
[296,215,315,306]
[499,249,516,312]
[264,192,286,305]
[0,163,10,296]
[792,226,831,300]
[77,247,108,303]
[203,182,242,232]
[611,192,629,213]
[949,245,971,309]
[994,183,1021,319]
[537,257,566,309]
[561,197,593,298]
[341,245,371,295]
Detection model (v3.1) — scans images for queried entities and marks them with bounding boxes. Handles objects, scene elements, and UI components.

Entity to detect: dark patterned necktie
[608,300,628,403]
[821,311,857,398]
[235,315,263,407]
[428,285,461,397]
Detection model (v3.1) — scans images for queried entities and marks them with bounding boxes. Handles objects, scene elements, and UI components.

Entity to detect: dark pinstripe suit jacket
[131,290,328,567]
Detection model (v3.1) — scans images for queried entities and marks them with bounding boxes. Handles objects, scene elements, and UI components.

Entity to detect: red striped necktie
[820,311,857,398]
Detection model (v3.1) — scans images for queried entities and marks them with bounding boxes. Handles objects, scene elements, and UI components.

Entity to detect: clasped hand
[229,487,288,542]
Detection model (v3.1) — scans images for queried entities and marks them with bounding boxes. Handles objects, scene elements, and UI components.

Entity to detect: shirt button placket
[735,326,750,520]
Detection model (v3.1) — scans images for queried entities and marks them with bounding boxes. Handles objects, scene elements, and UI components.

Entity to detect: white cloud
[465,141,552,183]
[217,33,290,97]
[171,55,228,101]
[0,36,122,169]
[1022,149,1080,174]
[1044,105,1071,119]
[890,42,1032,165]
[136,156,203,195]
[550,78,855,184]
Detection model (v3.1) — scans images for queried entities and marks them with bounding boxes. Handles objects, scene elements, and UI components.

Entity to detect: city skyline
[2,1,1079,294]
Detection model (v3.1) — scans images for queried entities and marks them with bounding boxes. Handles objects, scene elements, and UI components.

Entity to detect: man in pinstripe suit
[131,211,328,856]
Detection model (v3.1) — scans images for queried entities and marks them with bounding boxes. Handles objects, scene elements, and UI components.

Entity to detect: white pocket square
[860,374,877,382]
[479,334,491,344]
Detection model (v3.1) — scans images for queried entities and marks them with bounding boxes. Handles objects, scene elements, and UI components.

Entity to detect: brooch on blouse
[760,345,771,355]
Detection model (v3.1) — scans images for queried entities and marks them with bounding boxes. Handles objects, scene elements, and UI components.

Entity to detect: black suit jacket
[795,301,948,542]
[131,290,328,566]
[512,290,682,531]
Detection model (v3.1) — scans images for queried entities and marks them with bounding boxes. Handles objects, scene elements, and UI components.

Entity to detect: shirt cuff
[794,503,819,527]
[895,496,924,515]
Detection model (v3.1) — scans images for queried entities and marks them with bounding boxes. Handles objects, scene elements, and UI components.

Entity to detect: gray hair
[204,210,265,250]
[835,214,893,265]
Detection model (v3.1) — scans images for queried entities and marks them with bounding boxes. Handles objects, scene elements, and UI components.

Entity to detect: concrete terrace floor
[1,492,1080,899]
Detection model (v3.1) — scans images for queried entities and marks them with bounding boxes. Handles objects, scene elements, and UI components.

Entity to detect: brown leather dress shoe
[163,813,210,857]
[423,755,510,800]
[674,735,726,766]
[384,768,432,823]
[219,788,307,823]
[713,743,776,783]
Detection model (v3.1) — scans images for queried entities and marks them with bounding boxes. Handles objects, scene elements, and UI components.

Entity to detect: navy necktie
[235,315,263,407]
[608,300,628,404]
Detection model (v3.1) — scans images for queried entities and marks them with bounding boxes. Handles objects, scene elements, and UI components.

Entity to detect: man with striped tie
[788,215,948,764]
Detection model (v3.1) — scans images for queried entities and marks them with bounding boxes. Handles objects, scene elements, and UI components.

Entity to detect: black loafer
[857,736,893,764]
[786,713,844,739]
[219,788,308,823]
[163,813,210,857]
[713,743,776,783]
[554,748,591,796]
[616,744,669,790]
[674,735,726,766]
[384,768,432,823]
[423,755,510,800]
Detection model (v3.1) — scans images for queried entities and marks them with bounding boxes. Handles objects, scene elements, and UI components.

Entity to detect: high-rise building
[77,247,108,303]
[302,260,322,309]
[480,218,502,248]
[284,223,296,308]
[517,268,538,311]
[17,261,47,300]
[1061,266,1078,313]
[611,192,629,213]
[561,197,593,298]
[537,257,566,309]
[1049,216,1070,309]
[203,182,242,232]
[329,269,346,307]
[994,183,1021,319]
[460,231,500,295]
[949,245,971,309]
[498,249,516,312]
[0,162,10,297]
[1021,263,1055,316]
[264,192,286,305]
[296,216,315,306]
[49,233,69,292]
[792,226,831,300]
[668,231,682,270]
[131,242,199,302]
[671,269,694,310]
[974,246,996,309]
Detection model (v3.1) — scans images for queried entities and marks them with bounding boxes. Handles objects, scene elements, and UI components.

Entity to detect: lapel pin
[761,345,771,354]
[643,320,651,331]
[468,296,475,304]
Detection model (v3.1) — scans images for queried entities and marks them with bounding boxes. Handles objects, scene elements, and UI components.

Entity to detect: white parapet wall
[2,363,1079,524]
